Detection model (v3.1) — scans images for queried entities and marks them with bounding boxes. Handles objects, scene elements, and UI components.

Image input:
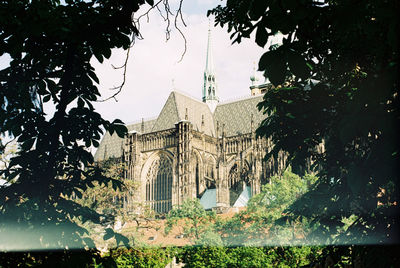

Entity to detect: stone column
[216,163,229,211]
[123,132,142,211]
[215,126,229,211]
[176,120,192,205]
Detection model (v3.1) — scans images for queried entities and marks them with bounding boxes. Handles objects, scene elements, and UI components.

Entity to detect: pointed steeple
[205,21,215,74]
[203,20,219,112]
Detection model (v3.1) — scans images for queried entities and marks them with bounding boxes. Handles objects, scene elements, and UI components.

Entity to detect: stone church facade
[94,27,286,213]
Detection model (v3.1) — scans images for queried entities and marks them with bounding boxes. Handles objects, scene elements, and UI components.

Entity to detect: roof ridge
[125,116,158,126]
[172,90,206,106]
[217,94,263,106]
[172,91,181,120]
[172,90,215,115]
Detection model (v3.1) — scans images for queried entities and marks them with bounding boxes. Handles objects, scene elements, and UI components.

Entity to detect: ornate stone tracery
[99,27,297,213]
[145,154,172,213]
[205,157,216,189]
[228,161,252,206]
[121,122,285,213]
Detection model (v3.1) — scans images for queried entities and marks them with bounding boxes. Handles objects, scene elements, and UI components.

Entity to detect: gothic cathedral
[94,26,287,214]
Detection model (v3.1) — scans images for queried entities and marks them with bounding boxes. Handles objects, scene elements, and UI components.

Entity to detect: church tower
[202,23,219,112]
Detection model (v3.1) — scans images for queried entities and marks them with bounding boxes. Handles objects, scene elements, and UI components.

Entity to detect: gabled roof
[150,92,180,133]
[94,91,267,161]
[93,118,156,162]
[214,95,264,137]
[151,91,215,136]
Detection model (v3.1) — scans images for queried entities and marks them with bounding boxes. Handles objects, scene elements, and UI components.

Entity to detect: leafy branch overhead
[210,0,399,245]
[0,0,159,250]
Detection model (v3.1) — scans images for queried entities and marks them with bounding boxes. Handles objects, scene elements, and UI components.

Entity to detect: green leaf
[21,138,35,151]
[111,179,122,191]
[103,48,111,59]
[43,95,51,102]
[255,26,268,47]
[114,233,130,247]
[94,51,103,63]
[37,80,48,95]
[74,189,83,199]
[287,50,310,79]
[77,97,84,108]
[46,79,58,94]
[88,70,99,84]
[259,50,287,86]
[114,124,127,138]
[249,0,268,21]
[258,51,271,71]
[111,119,124,125]
[85,139,91,147]
[103,228,114,240]
[92,139,99,148]
[110,119,128,138]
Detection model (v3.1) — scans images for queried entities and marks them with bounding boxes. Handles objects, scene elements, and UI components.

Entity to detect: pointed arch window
[228,162,251,206]
[145,154,173,213]
[205,158,216,189]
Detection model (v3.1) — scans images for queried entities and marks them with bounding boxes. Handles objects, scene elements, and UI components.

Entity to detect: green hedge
[1,246,399,267]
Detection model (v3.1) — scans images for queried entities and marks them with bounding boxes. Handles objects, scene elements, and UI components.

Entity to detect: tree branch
[96,44,132,103]
[97,0,188,103]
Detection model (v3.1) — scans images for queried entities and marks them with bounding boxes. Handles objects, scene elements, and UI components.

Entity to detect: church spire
[203,21,219,112]
[205,21,215,74]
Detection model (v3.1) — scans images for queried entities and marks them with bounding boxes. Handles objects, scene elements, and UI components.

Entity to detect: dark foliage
[0,0,154,251]
[210,0,399,245]
[0,249,116,268]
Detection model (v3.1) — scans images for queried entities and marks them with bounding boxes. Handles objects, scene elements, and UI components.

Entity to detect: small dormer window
[208,76,211,81]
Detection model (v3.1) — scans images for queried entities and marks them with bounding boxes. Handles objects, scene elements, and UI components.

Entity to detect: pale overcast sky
[0,0,278,125]
[92,0,267,124]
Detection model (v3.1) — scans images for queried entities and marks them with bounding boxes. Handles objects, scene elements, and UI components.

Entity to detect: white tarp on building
[233,186,252,207]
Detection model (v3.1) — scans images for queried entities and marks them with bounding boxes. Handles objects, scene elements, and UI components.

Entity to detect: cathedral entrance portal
[145,154,173,213]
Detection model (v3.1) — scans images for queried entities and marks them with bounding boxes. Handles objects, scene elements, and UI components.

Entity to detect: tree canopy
[166,199,221,246]
[215,171,317,246]
[210,0,399,244]
[0,0,156,251]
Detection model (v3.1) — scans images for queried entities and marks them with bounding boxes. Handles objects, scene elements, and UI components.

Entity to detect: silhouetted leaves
[287,50,310,80]
[0,0,147,251]
[211,0,400,245]
[255,25,268,47]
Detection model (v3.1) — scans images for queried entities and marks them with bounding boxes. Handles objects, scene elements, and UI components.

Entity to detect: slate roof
[94,91,266,161]
[214,95,265,137]
[151,91,215,136]
[93,118,156,162]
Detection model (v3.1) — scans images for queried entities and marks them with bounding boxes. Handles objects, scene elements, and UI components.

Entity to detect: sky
[0,0,281,136]
[91,0,267,124]
[0,0,270,182]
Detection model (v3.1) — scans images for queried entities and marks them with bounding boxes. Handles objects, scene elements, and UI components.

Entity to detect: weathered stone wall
[123,121,288,213]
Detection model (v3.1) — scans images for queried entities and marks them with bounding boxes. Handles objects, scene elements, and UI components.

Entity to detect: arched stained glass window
[145,154,173,213]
